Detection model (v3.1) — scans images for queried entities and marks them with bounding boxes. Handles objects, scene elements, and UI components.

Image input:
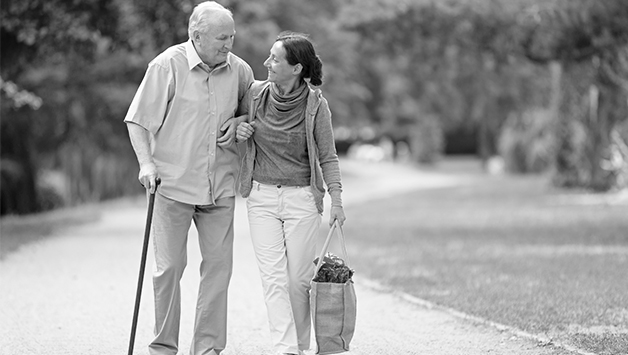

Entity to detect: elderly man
[124,2,253,354]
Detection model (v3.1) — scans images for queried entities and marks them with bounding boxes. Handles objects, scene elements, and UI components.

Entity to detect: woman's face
[264,41,299,86]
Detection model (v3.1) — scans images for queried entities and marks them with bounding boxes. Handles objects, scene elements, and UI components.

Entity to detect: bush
[498,109,555,173]
[409,115,443,164]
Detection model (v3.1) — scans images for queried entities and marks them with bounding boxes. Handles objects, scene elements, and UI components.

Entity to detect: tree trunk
[0,112,40,215]
[553,60,590,188]
[553,57,626,191]
[552,61,584,188]
[583,84,613,191]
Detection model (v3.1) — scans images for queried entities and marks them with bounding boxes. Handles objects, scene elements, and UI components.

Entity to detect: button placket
[206,71,217,200]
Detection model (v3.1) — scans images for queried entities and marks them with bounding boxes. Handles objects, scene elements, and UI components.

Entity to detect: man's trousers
[148,193,235,355]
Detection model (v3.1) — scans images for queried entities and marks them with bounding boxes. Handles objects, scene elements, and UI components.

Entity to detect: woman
[236,32,346,355]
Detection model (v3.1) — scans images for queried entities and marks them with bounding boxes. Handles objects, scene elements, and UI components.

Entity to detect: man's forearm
[126,122,154,167]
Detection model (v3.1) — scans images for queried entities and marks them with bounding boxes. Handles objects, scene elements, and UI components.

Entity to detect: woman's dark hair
[276,31,323,86]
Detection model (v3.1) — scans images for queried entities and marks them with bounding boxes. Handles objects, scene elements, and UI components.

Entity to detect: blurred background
[3,1,628,354]
[1,0,627,214]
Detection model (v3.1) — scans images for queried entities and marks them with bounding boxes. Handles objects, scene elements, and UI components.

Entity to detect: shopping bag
[310,220,357,355]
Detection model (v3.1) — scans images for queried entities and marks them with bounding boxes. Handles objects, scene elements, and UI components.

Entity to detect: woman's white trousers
[246,181,322,354]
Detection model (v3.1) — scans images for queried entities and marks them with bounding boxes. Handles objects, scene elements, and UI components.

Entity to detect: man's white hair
[188,1,233,38]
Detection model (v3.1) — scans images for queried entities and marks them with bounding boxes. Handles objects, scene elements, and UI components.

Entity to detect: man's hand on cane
[138,162,159,194]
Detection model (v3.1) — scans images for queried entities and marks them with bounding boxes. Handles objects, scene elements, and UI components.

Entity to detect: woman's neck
[275,79,301,95]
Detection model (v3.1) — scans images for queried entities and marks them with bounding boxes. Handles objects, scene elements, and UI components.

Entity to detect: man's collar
[186,39,203,70]
[185,39,232,71]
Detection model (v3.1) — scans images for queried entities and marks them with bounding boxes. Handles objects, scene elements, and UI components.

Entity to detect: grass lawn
[341,159,628,355]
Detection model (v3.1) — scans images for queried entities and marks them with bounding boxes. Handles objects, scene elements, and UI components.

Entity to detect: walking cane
[128,178,160,355]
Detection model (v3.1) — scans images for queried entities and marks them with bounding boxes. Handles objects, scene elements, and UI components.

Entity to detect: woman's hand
[236,121,256,142]
[329,205,346,227]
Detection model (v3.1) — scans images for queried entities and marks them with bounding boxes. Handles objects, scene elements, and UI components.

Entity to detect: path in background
[0,158,570,355]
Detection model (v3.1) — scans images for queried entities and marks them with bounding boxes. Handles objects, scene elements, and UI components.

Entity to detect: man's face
[264,41,299,86]
[196,15,235,68]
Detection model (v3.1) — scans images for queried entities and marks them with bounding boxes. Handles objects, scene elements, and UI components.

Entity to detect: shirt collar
[185,39,232,71]
[186,39,203,70]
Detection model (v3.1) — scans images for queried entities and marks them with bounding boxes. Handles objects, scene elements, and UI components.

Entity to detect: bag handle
[314,220,350,274]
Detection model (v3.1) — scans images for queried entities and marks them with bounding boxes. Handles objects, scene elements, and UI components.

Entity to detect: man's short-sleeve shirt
[124,40,254,205]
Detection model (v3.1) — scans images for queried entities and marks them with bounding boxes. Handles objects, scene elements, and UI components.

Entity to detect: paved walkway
[0,159,569,355]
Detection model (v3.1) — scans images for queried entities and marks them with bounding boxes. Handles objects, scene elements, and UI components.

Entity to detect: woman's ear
[293,63,303,76]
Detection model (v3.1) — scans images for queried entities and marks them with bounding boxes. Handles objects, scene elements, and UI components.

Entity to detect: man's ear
[192,30,201,43]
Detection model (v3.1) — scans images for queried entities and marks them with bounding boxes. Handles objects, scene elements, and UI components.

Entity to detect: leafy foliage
[498,109,555,173]
[520,0,628,63]
[519,0,628,190]
[313,253,355,284]
[342,0,628,189]
[1,0,627,215]
[341,0,553,162]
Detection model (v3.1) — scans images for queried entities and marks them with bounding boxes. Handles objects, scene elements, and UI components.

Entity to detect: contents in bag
[313,253,354,283]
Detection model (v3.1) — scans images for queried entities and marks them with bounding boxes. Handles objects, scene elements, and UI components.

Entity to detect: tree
[0,0,202,215]
[1,0,123,214]
[341,0,549,163]
[340,0,628,190]
[520,0,628,190]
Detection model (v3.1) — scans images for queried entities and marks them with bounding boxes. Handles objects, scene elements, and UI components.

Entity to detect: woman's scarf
[267,82,308,123]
